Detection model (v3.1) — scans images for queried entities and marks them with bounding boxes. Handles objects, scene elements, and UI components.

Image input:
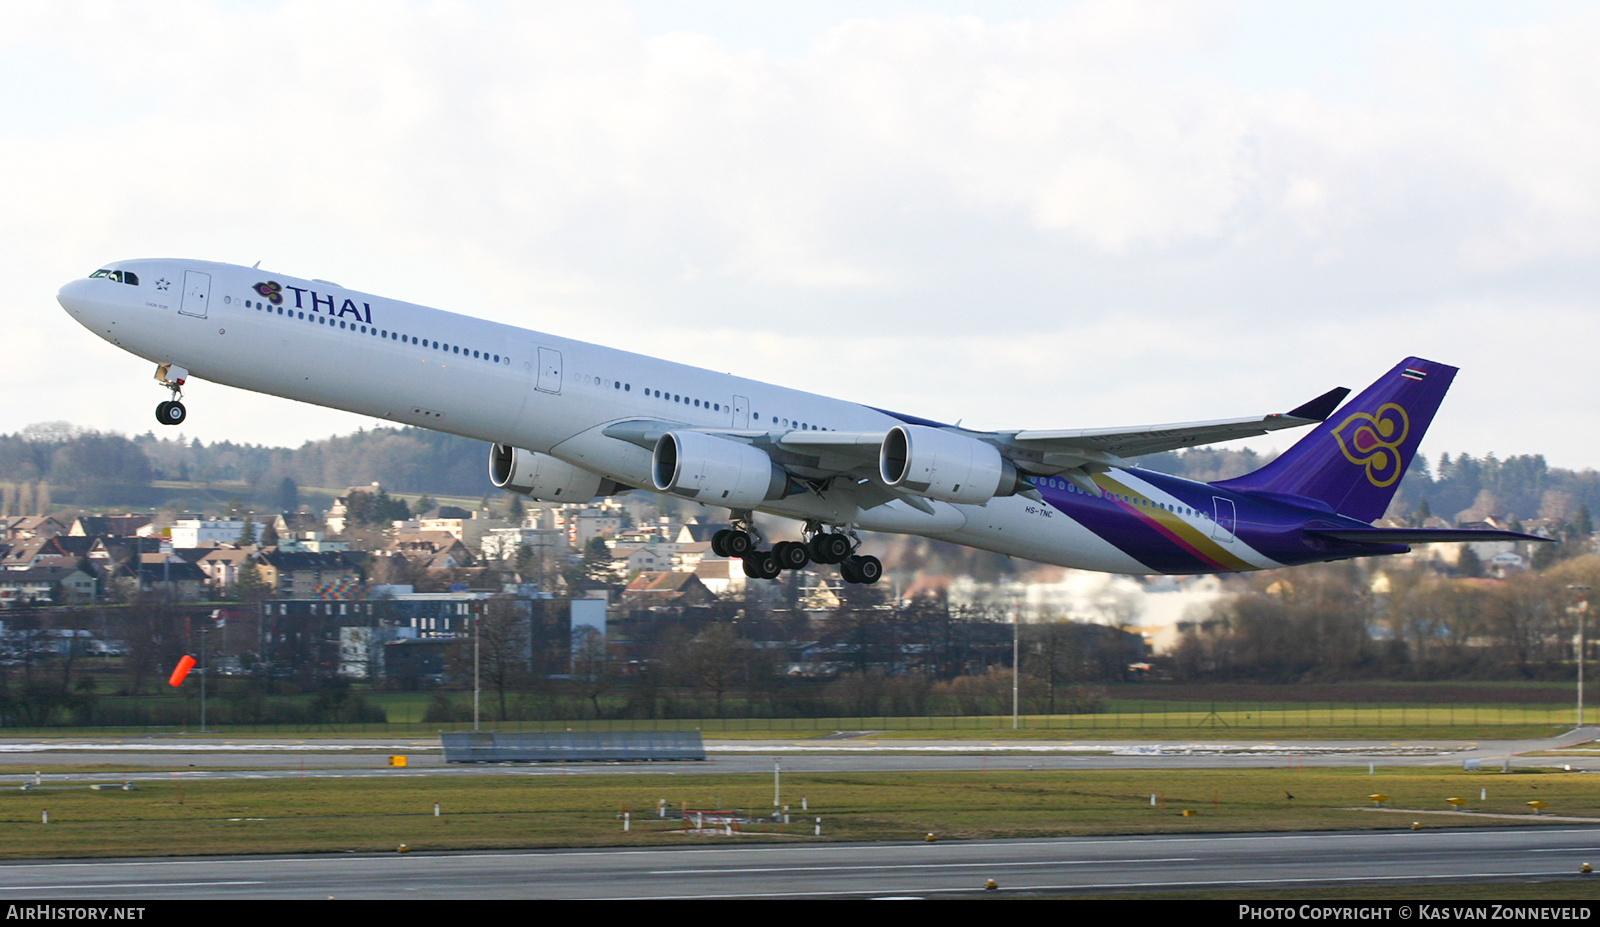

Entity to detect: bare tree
[477,598,530,721]
[569,625,616,718]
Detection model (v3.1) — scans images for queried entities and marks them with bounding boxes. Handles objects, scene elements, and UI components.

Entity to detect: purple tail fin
[1216,357,1456,522]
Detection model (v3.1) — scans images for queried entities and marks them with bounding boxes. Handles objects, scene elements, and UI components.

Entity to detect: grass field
[0,766,1594,861]
[35,695,1583,741]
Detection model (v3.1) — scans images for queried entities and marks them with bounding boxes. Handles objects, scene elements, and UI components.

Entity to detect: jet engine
[652,431,789,509]
[879,424,1024,505]
[489,444,623,502]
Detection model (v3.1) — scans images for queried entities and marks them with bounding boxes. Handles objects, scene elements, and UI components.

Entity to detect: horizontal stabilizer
[1306,527,1552,545]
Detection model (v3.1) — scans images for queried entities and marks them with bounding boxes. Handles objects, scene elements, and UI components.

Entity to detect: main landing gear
[153,363,189,426]
[711,516,882,585]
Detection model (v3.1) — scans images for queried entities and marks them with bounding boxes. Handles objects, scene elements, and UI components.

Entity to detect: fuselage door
[536,347,563,394]
[732,395,750,429]
[179,271,211,318]
[1211,496,1237,543]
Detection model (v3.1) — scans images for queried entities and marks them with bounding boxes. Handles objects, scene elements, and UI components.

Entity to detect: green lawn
[41,685,1586,741]
[0,766,1592,860]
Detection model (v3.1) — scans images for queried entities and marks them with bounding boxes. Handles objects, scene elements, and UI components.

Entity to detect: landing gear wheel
[842,555,882,585]
[741,550,781,580]
[723,530,753,558]
[773,541,810,571]
[156,400,186,426]
[809,533,851,564]
[711,529,730,558]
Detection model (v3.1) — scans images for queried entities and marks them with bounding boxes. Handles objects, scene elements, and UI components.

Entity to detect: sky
[4,0,1597,469]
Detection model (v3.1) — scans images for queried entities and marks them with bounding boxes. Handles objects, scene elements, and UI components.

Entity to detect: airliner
[57,260,1537,584]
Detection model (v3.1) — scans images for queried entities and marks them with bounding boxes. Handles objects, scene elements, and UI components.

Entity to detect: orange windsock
[169,655,197,687]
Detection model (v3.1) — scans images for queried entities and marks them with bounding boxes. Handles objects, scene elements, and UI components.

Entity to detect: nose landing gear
[155,400,187,426]
[153,363,189,426]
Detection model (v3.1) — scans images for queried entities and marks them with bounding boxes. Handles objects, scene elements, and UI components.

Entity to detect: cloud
[4,1,1599,466]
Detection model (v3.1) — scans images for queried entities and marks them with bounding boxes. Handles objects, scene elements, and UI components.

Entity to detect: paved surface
[2,827,1598,899]
[0,730,1596,898]
[0,728,1595,783]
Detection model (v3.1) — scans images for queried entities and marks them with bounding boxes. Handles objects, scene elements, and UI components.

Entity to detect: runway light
[984,879,998,891]
[168,655,196,687]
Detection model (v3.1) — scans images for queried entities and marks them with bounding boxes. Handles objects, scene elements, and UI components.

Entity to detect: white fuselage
[58,259,1272,574]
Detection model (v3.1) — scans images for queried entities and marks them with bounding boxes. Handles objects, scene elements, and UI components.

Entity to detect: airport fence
[9,697,1584,736]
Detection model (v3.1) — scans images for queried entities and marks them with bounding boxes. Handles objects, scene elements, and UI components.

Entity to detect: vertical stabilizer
[1215,357,1456,522]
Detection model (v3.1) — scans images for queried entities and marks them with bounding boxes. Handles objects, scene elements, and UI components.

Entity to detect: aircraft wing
[599,385,1348,509]
[997,386,1351,465]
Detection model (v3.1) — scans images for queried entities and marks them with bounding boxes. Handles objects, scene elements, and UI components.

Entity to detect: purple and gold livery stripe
[1091,475,1259,573]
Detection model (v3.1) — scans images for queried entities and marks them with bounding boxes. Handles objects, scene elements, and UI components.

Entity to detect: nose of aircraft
[57,276,93,318]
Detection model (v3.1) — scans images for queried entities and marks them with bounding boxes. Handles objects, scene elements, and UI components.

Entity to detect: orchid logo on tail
[1332,403,1410,487]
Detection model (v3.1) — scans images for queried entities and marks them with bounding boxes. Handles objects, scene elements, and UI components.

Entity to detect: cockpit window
[88,269,139,285]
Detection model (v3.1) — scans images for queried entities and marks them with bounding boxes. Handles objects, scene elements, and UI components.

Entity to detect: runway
[0,827,1596,899]
[0,730,1595,898]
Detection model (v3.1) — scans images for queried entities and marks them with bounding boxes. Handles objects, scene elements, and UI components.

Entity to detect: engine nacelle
[651,431,788,509]
[489,444,621,503]
[879,424,1021,505]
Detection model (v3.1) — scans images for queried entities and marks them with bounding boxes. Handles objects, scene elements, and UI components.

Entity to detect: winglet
[1286,386,1351,422]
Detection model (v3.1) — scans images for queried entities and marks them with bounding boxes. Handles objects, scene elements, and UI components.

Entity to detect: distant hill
[1,421,1595,527]
[0,422,488,513]
[1141,445,1598,529]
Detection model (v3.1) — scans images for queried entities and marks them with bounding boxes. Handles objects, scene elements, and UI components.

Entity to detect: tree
[1023,621,1084,713]
[344,489,410,527]
[49,433,151,505]
[235,558,268,602]
[569,625,616,718]
[478,598,530,721]
[574,536,617,591]
[671,623,742,717]
[277,477,299,513]
[1574,505,1595,540]
[824,583,896,674]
